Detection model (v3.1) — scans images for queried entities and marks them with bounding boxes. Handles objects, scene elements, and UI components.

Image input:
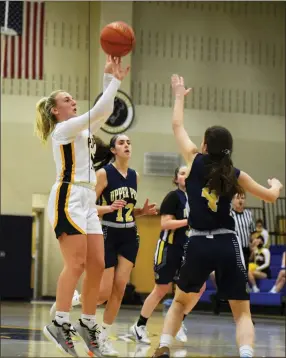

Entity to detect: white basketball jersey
[51,126,96,184]
[49,75,121,185]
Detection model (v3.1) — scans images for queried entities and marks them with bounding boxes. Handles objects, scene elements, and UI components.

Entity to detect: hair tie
[222,149,231,155]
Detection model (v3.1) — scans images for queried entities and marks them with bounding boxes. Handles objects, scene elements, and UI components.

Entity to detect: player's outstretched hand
[267,178,283,191]
[112,57,130,81]
[142,199,157,216]
[104,55,130,81]
[171,74,191,97]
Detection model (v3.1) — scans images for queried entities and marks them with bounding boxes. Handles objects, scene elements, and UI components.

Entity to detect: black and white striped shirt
[231,209,255,248]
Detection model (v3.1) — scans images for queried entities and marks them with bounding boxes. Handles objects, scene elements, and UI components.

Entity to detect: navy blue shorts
[102,225,140,269]
[154,240,185,285]
[177,233,250,300]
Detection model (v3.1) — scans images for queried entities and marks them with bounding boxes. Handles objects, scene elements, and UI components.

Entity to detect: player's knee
[233,311,252,324]
[229,300,251,322]
[66,260,85,277]
[153,285,169,299]
[174,292,190,308]
[86,256,105,276]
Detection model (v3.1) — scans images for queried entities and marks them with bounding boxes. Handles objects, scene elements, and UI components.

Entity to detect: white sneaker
[101,339,119,357]
[175,323,187,343]
[71,290,81,307]
[130,323,150,345]
[49,290,81,317]
[98,329,119,357]
[252,286,260,293]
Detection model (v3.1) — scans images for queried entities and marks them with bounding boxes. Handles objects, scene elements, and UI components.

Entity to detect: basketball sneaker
[97,325,119,356]
[175,322,187,343]
[74,319,102,357]
[43,320,78,357]
[130,323,151,345]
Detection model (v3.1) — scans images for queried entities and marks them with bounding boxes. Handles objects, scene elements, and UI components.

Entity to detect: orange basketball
[100,21,135,57]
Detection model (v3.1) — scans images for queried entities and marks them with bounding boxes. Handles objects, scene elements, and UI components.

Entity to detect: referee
[231,193,256,269]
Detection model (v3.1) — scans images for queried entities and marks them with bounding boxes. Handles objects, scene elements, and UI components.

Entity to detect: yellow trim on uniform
[64,142,86,235]
[101,195,108,206]
[53,183,62,229]
[53,145,66,229]
[59,145,65,181]
[71,142,75,182]
[157,240,165,265]
[168,231,174,244]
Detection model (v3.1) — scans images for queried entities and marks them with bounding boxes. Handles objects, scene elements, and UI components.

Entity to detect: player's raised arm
[238,172,283,203]
[89,57,131,134]
[55,59,129,139]
[171,74,198,165]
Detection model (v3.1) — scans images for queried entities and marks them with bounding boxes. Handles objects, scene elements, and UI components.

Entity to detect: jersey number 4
[201,188,219,212]
[116,203,134,222]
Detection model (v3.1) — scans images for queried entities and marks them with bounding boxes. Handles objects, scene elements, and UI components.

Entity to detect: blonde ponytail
[35,90,62,143]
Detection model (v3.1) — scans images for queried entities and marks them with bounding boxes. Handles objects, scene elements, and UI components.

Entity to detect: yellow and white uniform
[47,74,120,238]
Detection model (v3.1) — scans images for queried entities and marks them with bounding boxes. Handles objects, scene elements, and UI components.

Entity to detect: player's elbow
[161,222,168,230]
[172,122,182,131]
[161,219,171,231]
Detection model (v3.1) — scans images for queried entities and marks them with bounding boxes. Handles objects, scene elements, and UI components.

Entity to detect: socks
[159,334,173,348]
[137,314,148,327]
[239,345,253,357]
[55,311,70,325]
[81,314,96,329]
[270,286,277,293]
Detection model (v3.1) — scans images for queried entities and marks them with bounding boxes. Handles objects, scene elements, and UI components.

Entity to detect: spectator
[251,219,269,247]
[269,252,285,294]
[248,236,271,293]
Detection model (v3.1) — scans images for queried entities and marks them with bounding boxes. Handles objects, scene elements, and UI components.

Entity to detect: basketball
[100,21,135,57]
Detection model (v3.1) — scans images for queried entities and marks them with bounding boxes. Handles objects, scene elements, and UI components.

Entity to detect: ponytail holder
[222,149,231,155]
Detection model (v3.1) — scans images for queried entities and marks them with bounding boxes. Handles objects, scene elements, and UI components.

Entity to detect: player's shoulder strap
[127,167,137,182]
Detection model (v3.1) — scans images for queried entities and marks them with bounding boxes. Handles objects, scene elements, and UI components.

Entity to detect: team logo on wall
[94,90,135,134]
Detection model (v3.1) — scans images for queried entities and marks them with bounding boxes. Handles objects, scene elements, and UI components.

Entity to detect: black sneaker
[43,320,78,357]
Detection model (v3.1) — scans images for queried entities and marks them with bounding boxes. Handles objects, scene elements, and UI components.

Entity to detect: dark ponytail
[92,135,119,172]
[203,126,243,198]
[172,167,180,185]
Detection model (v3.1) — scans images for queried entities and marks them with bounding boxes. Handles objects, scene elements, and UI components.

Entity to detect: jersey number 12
[116,203,134,222]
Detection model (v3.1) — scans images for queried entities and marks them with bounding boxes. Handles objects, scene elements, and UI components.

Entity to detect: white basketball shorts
[47,182,103,238]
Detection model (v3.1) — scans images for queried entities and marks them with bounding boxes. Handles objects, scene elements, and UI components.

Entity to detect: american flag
[0,1,45,80]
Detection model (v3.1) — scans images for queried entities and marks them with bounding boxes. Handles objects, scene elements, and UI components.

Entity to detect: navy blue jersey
[99,164,137,224]
[159,189,189,246]
[186,153,240,231]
